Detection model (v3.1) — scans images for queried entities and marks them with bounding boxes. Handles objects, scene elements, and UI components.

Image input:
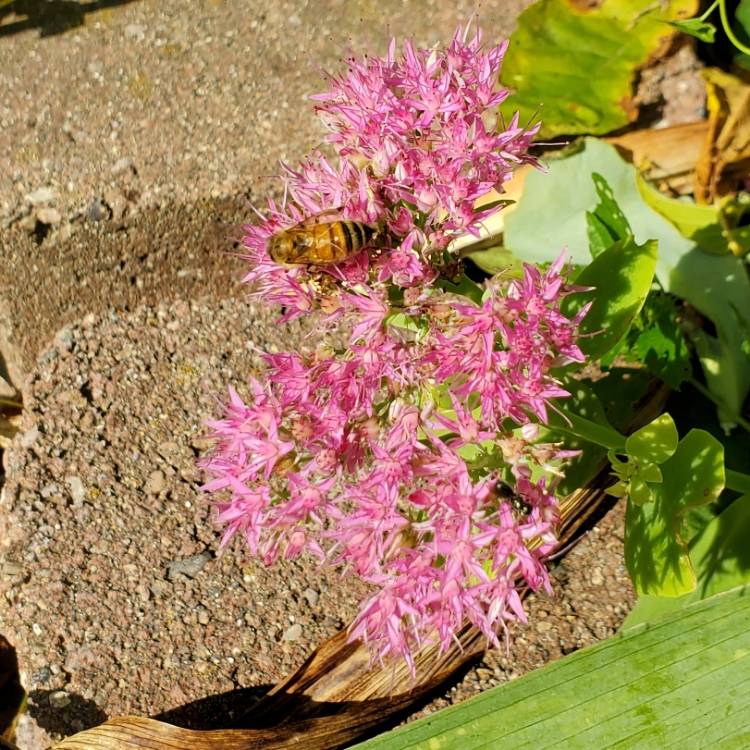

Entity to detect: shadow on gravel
[27,689,108,737]
[153,684,271,730]
[0,0,140,38]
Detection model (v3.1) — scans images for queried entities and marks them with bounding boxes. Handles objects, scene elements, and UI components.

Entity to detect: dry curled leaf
[695,68,750,203]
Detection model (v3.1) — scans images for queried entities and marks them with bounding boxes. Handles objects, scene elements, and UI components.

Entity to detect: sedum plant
[200,27,590,671]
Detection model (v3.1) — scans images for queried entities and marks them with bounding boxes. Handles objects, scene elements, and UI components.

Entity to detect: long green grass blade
[352,586,750,749]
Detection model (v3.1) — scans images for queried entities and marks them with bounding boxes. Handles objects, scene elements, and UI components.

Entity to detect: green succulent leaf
[542,377,612,494]
[629,475,655,506]
[624,429,725,597]
[625,413,678,464]
[622,495,750,630]
[462,245,522,276]
[436,273,484,305]
[600,292,692,390]
[586,173,633,257]
[639,462,663,484]
[589,367,654,432]
[624,494,750,628]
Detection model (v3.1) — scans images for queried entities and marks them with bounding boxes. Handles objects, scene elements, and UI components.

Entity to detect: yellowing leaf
[500,0,698,138]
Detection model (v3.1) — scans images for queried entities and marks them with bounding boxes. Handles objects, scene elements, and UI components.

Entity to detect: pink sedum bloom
[203,26,590,673]
[202,251,587,671]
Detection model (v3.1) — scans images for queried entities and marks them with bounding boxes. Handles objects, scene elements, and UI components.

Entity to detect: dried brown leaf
[695,68,750,202]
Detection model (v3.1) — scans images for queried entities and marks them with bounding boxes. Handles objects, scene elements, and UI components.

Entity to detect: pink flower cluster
[203,255,587,669]
[202,26,589,670]
[240,26,539,320]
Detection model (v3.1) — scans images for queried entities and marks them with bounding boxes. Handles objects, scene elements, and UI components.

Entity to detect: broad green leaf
[627,293,692,389]
[671,251,750,426]
[625,413,678,464]
[585,213,615,260]
[563,237,657,358]
[353,586,750,750]
[624,429,725,596]
[505,138,750,420]
[590,366,654,432]
[504,138,689,269]
[637,179,750,258]
[499,0,698,139]
[635,173,726,253]
[624,495,750,628]
[586,173,632,258]
[666,18,717,42]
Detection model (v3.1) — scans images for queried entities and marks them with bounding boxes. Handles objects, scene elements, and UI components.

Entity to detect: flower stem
[552,407,626,451]
[699,0,721,22]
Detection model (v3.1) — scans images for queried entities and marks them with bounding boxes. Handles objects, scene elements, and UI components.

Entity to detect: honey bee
[268,214,377,266]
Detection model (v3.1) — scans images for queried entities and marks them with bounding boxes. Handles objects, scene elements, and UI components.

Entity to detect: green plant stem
[719,0,750,55]
[688,377,750,435]
[553,408,626,451]
[699,0,721,22]
[726,469,750,495]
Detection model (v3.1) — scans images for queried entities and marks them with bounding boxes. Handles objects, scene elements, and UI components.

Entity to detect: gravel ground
[0,0,534,389]
[0,297,634,749]
[0,195,248,385]
[0,0,532,233]
[1,299,371,747]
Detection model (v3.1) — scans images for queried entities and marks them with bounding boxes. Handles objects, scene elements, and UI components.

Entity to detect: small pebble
[590,568,604,586]
[65,476,86,505]
[36,207,62,225]
[20,426,40,448]
[48,691,71,709]
[144,470,165,494]
[25,186,56,205]
[303,588,319,607]
[282,623,302,642]
[86,199,110,222]
[166,552,211,580]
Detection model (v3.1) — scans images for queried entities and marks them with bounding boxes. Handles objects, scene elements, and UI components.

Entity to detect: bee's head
[267,232,293,264]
